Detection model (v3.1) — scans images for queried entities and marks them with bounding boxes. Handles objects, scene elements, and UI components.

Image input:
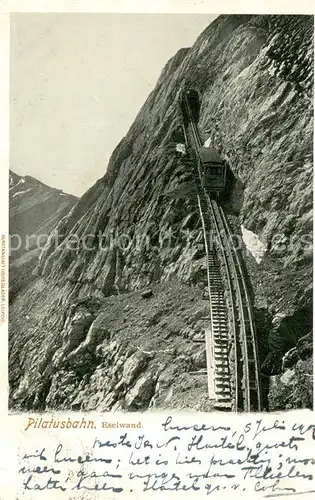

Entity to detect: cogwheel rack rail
[181,94,262,412]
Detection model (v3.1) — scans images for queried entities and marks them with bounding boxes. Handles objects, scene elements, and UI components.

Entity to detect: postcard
[0,1,314,498]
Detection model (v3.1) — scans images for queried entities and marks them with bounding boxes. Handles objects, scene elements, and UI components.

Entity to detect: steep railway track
[181,93,262,412]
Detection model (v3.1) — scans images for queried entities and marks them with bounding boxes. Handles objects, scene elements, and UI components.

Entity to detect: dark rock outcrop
[269,332,313,410]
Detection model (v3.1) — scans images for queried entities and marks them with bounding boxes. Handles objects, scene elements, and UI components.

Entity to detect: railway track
[181,93,262,412]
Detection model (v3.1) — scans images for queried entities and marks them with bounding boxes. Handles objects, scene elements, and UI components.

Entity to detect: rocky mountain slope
[9,170,77,300]
[9,15,313,412]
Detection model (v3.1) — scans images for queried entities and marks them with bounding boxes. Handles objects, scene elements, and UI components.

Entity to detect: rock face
[9,170,77,300]
[269,332,313,410]
[9,15,313,412]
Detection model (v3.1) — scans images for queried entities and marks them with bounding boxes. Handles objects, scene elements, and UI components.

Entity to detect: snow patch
[12,188,32,198]
[241,225,267,264]
[176,143,186,155]
[267,63,277,77]
[204,137,212,147]
[10,177,26,191]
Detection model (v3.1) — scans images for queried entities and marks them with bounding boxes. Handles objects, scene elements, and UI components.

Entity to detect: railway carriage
[199,146,227,193]
[180,87,227,193]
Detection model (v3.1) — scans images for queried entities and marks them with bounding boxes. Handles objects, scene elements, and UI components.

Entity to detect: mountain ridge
[9,169,77,300]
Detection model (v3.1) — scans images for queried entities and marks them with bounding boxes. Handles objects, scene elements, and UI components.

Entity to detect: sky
[10,13,217,196]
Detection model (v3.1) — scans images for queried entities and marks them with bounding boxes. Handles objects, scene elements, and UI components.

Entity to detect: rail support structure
[204,327,217,400]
